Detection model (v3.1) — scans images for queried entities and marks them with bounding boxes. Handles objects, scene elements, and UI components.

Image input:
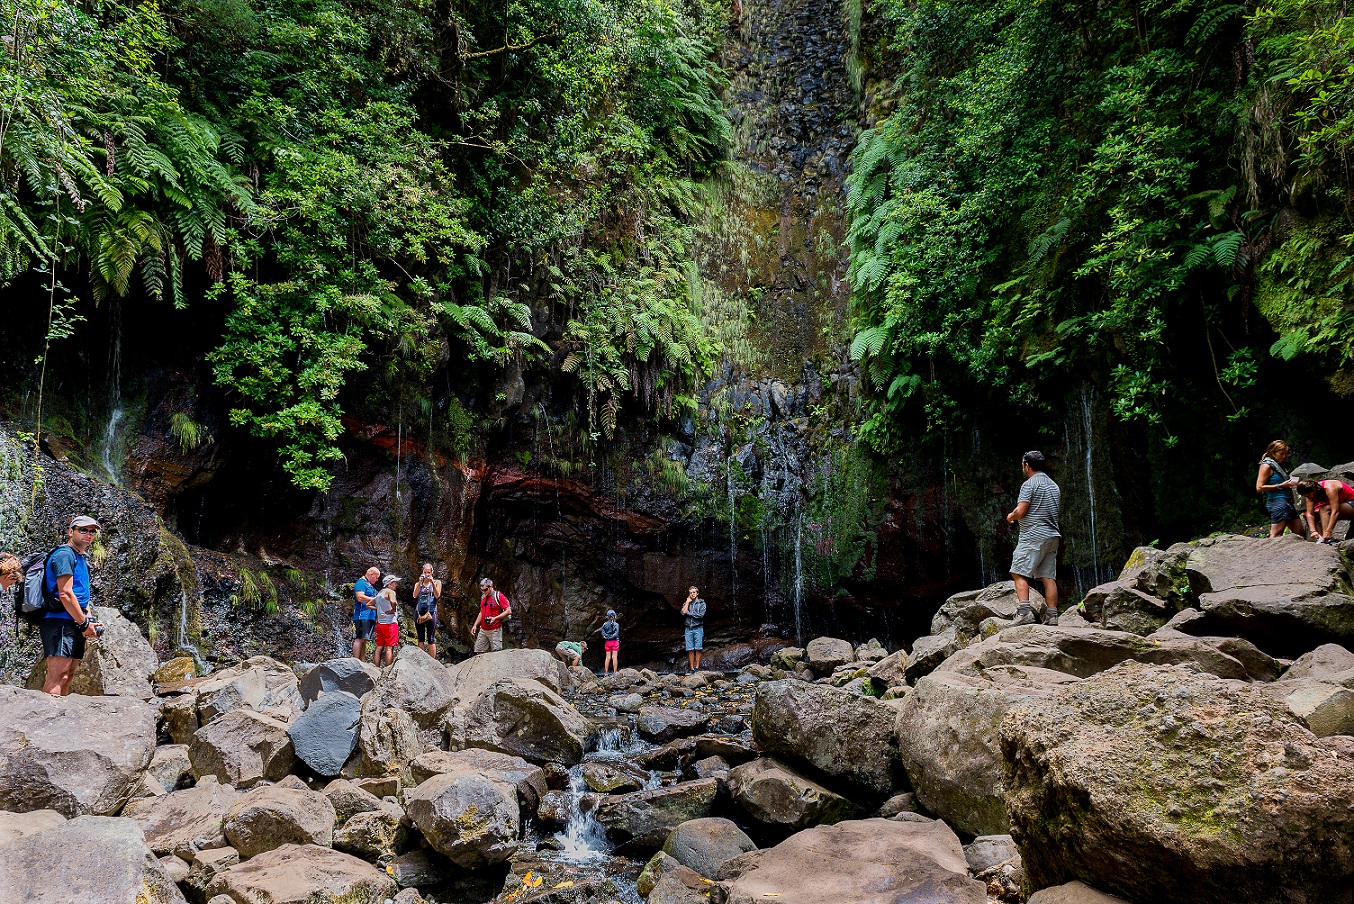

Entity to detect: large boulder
[223,785,337,858]
[1028,882,1130,904]
[1284,642,1354,681]
[930,582,1035,643]
[594,778,719,850]
[1185,534,1354,652]
[451,647,569,699]
[895,665,1079,837]
[904,629,961,683]
[298,658,379,706]
[447,678,589,766]
[1001,662,1354,903]
[0,815,186,904]
[189,709,296,787]
[1260,678,1354,737]
[0,809,65,845]
[0,686,156,817]
[1117,543,1193,609]
[403,768,521,868]
[146,744,193,792]
[725,758,860,831]
[332,806,405,862]
[638,705,710,743]
[370,647,458,728]
[193,656,302,724]
[25,607,158,698]
[287,690,361,777]
[866,649,908,691]
[1077,581,1172,635]
[751,681,901,797]
[353,694,423,777]
[937,624,1277,682]
[804,637,855,675]
[322,778,383,823]
[663,817,756,879]
[205,843,394,904]
[124,776,240,857]
[715,817,985,904]
[407,748,547,815]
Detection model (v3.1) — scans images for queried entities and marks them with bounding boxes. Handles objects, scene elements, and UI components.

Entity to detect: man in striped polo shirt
[1005,450,1062,625]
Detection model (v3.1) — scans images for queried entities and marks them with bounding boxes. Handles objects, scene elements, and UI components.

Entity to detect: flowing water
[100,299,124,485]
[1080,386,1102,588]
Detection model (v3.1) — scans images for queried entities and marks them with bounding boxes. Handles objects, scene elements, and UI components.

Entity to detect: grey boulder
[287,690,361,777]
[716,817,985,904]
[223,785,337,858]
[299,658,379,706]
[726,758,860,831]
[447,678,589,766]
[403,768,520,868]
[0,815,186,904]
[804,637,855,674]
[1001,661,1354,903]
[594,778,719,850]
[638,705,710,743]
[896,665,1078,837]
[0,686,156,817]
[124,776,240,857]
[189,708,296,787]
[751,680,901,797]
[206,843,393,903]
[662,816,756,879]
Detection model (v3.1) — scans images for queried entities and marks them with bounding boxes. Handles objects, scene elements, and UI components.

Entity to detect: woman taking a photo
[1297,479,1354,544]
[1256,441,1304,538]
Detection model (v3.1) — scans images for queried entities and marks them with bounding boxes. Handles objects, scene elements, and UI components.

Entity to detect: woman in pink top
[1296,479,1354,544]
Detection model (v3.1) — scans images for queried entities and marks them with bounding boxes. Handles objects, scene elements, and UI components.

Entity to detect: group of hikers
[348,563,712,674]
[16,439,1339,697]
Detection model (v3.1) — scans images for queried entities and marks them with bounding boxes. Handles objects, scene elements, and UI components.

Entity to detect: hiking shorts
[40,619,86,660]
[1011,535,1060,581]
[375,623,399,647]
[1266,495,1301,524]
[475,627,503,653]
[685,626,704,651]
[353,619,376,641]
[604,639,619,653]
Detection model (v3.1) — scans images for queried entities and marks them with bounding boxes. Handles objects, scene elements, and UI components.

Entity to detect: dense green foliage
[847,0,1354,453]
[1,0,729,487]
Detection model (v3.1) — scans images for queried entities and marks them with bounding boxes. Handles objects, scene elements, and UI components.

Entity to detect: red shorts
[604,640,619,653]
[375,622,399,647]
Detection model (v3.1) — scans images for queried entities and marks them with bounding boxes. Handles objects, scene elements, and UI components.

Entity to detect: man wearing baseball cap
[41,515,103,695]
[472,577,511,654]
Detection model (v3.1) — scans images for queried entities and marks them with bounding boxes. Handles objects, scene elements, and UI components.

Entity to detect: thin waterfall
[727,454,738,629]
[100,300,124,485]
[1081,386,1101,586]
[792,509,804,644]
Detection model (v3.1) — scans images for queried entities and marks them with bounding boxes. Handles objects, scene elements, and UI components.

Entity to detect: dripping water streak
[792,509,804,644]
[1081,387,1100,586]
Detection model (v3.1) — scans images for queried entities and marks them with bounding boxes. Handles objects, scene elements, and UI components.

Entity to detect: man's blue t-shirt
[353,578,377,621]
[44,545,90,621]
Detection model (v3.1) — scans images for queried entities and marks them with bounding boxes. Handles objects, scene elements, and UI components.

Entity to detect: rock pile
[2,532,1353,904]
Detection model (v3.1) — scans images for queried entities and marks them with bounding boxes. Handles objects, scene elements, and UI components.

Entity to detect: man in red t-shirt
[473,577,512,653]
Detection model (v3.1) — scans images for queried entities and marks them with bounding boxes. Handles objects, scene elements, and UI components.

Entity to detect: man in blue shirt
[41,515,103,696]
[352,565,380,662]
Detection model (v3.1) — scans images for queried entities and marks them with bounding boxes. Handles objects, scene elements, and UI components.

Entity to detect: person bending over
[1297,479,1354,544]
[554,639,587,669]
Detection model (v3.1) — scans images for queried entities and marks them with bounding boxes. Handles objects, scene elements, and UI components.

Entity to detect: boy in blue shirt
[41,515,103,696]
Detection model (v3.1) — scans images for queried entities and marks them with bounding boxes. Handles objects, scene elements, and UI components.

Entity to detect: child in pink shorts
[601,609,620,674]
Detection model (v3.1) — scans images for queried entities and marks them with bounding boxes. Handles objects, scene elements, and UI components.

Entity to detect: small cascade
[176,590,190,650]
[552,765,609,862]
[760,525,772,626]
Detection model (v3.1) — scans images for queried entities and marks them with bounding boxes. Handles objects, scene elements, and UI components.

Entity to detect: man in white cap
[41,515,103,695]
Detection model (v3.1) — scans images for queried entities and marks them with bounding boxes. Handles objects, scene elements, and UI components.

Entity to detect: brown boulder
[206,843,394,903]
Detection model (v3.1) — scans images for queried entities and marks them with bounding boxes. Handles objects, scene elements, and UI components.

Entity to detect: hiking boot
[1010,606,1036,627]
[1037,604,1059,625]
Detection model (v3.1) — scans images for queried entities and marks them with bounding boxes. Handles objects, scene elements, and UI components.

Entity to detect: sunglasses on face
[75,527,98,534]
